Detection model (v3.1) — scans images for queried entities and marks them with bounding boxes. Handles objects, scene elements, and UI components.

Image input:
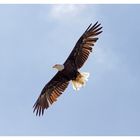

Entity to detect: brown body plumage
[33,22,103,116]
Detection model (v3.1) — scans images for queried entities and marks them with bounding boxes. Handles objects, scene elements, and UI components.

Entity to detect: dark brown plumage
[33,22,103,116]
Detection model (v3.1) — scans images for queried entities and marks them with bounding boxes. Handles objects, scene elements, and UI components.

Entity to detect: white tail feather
[72,72,90,90]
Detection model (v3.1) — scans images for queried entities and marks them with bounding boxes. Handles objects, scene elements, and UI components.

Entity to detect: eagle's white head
[52,64,64,71]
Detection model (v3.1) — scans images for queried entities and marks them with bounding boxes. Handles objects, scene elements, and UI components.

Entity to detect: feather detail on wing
[64,22,103,69]
[33,72,69,116]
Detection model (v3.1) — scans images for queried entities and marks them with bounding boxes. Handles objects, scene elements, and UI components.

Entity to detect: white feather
[72,72,90,91]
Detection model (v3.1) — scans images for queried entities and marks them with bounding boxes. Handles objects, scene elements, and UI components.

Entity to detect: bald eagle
[33,22,103,116]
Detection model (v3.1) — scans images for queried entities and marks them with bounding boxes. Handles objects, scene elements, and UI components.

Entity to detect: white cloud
[49,4,86,20]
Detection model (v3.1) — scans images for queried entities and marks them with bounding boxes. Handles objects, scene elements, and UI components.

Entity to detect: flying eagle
[33,22,103,116]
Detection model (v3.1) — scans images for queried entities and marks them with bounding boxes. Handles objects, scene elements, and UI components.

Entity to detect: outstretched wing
[33,71,69,116]
[64,22,102,69]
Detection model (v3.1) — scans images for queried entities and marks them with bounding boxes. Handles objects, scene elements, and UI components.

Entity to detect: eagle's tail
[72,72,90,90]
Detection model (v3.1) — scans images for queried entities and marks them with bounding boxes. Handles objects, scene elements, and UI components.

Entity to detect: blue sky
[0,4,140,136]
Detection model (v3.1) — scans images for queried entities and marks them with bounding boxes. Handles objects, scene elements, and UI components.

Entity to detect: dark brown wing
[64,22,103,69]
[33,71,69,116]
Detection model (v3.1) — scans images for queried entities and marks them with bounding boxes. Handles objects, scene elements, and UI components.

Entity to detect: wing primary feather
[94,31,103,36]
[86,30,102,37]
[39,106,41,116]
[84,38,98,42]
[92,23,101,30]
[94,27,103,33]
[85,43,94,46]
[36,106,39,116]
[85,23,92,32]
[42,107,44,115]
[89,23,101,32]
[88,21,99,32]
